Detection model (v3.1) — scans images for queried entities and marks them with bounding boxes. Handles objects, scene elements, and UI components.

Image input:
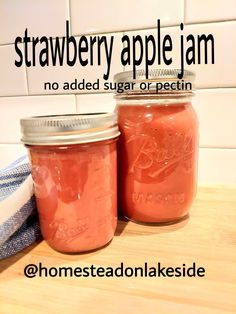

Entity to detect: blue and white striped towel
[0,155,41,259]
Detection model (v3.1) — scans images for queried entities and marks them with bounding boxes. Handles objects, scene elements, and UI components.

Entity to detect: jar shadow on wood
[115,214,189,237]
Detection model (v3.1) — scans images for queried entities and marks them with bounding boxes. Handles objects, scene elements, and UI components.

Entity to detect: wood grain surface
[0,186,236,314]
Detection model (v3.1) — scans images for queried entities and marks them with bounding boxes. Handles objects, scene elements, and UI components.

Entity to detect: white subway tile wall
[0,144,27,168]
[0,95,76,143]
[192,89,236,148]
[76,93,116,113]
[0,1,235,184]
[185,0,236,23]
[0,0,70,45]
[70,0,184,34]
[198,148,236,185]
[0,44,28,96]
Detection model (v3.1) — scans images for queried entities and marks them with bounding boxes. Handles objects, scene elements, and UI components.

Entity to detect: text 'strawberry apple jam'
[114,69,199,224]
[20,113,120,253]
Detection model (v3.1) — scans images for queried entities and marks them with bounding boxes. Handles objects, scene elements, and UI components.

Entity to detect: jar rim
[20,113,120,146]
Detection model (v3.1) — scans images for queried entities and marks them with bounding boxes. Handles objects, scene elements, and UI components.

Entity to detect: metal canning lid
[113,69,195,96]
[20,113,120,145]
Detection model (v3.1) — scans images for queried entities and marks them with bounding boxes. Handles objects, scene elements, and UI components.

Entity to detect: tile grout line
[1,86,236,98]
[67,0,72,36]
[24,66,29,95]
[0,19,235,47]
[74,94,79,113]
[0,93,79,98]
[184,0,186,24]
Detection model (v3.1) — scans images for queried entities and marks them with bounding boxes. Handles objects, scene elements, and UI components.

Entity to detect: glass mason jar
[114,69,199,224]
[20,113,120,252]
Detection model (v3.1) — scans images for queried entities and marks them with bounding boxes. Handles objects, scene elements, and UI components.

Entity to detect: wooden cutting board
[0,185,236,314]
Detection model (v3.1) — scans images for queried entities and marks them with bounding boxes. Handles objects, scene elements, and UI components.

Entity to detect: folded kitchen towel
[0,155,41,259]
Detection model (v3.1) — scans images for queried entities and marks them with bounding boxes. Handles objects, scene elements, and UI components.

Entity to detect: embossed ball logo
[127,129,194,182]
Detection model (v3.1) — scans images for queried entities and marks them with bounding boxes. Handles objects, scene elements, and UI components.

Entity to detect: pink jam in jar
[21,113,120,252]
[114,69,199,224]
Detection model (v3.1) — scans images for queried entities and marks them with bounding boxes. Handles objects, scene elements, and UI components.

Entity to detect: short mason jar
[114,69,199,224]
[20,113,120,252]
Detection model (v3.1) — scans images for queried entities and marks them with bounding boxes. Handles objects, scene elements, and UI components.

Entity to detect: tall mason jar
[114,69,199,224]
